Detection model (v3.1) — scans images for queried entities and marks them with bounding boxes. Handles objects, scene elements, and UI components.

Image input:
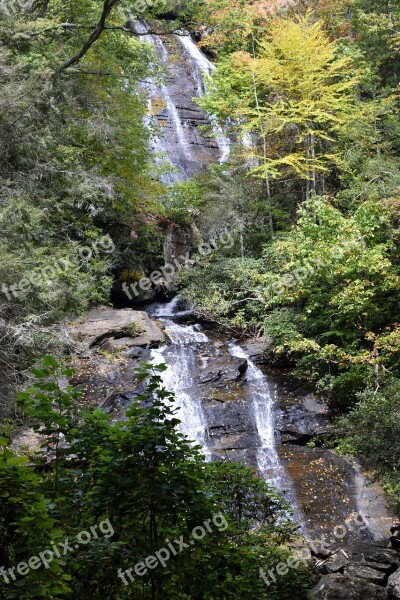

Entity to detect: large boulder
[388,568,400,599]
[67,307,169,352]
[319,550,350,574]
[243,337,272,364]
[65,307,170,411]
[311,574,388,599]
[344,564,386,585]
[197,355,248,385]
[11,428,42,454]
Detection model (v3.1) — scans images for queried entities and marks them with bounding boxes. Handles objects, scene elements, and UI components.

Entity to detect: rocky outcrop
[197,354,248,385]
[243,337,273,364]
[164,224,193,267]
[162,224,194,292]
[67,307,169,352]
[11,428,42,454]
[388,568,400,599]
[311,544,399,599]
[66,307,169,414]
[187,342,259,465]
[277,393,329,444]
[311,573,389,599]
[320,550,351,573]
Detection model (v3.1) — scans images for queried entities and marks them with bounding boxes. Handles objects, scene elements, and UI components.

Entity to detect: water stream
[148,301,210,457]
[133,20,193,183]
[228,343,306,530]
[148,299,306,528]
[131,27,389,540]
[177,34,231,163]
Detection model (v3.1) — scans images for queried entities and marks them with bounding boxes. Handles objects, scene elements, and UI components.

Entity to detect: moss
[124,323,145,338]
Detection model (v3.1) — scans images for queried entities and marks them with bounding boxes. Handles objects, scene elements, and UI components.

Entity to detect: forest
[0,0,399,598]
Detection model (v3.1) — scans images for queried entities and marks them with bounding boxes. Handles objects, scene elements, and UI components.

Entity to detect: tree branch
[59,69,151,82]
[30,22,186,38]
[56,0,120,73]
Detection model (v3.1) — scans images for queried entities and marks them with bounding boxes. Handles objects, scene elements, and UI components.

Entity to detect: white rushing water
[147,299,306,529]
[177,34,231,163]
[228,344,287,488]
[146,296,193,318]
[150,300,210,456]
[133,21,192,182]
[229,343,307,531]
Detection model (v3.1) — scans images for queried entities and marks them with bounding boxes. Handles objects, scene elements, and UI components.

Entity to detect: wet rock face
[277,398,329,444]
[388,568,400,599]
[196,353,248,385]
[272,371,330,445]
[243,337,273,364]
[311,573,389,599]
[163,224,193,267]
[192,343,259,466]
[148,34,222,180]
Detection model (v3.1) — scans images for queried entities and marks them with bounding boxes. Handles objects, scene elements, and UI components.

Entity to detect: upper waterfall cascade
[177,34,231,163]
[134,21,230,182]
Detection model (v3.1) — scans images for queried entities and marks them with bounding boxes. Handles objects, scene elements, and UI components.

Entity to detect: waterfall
[133,20,231,181]
[229,343,307,532]
[133,21,193,183]
[177,34,231,163]
[146,298,308,529]
[228,344,287,488]
[149,300,210,457]
[146,296,192,318]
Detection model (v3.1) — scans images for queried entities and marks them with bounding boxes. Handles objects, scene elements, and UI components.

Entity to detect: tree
[0,439,70,598]
[198,13,360,200]
[14,363,310,599]
[0,0,165,415]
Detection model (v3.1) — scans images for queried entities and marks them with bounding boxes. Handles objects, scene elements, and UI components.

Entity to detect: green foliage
[0,440,70,598]
[198,14,360,200]
[1,0,400,592]
[18,356,80,447]
[183,193,400,404]
[11,362,311,599]
[335,377,400,511]
[0,0,169,414]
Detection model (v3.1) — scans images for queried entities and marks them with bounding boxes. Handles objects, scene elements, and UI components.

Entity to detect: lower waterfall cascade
[148,298,307,531]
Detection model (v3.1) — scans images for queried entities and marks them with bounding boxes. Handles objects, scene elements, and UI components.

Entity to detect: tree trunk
[251,35,274,239]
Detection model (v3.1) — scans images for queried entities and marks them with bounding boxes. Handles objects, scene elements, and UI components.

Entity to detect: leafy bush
[335,378,400,513]
[10,359,311,599]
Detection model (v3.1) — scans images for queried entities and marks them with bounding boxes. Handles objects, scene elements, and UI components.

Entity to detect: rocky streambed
[63,301,399,599]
